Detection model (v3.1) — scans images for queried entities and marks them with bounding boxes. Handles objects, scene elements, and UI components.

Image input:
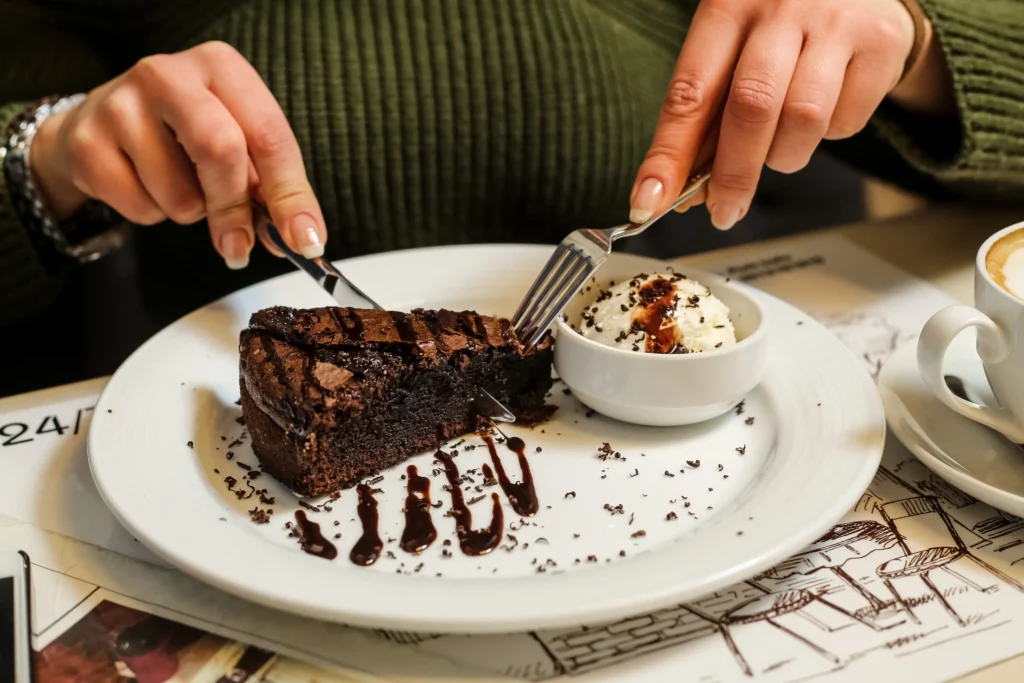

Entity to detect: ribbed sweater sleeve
[869,0,1024,200]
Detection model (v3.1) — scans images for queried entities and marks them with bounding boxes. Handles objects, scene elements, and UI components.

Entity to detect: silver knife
[251,200,516,424]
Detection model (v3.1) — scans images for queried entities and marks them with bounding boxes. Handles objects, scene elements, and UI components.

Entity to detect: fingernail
[711,204,741,231]
[629,178,664,224]
[221,229,251,270]
[673,203,691,214]
[291,213,324,258]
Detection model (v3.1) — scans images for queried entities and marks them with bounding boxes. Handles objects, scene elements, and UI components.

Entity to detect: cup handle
[917,304,1023,442]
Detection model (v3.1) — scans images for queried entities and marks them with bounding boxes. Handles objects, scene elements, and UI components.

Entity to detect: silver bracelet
[1,94,128,263]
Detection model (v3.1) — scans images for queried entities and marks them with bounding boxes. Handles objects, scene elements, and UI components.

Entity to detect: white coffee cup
[918,221,1024,443]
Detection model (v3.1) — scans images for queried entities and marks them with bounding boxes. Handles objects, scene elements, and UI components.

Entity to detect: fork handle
[612,167,711,241]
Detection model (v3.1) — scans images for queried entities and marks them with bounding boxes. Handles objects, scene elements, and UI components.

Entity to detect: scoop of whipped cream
[576,272,736,353]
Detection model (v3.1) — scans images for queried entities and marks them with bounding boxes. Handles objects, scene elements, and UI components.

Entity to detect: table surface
[8,204,1022,681]
[762,205,1021,683]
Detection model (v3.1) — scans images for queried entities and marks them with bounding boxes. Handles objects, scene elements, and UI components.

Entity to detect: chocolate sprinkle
[249,507,271,524]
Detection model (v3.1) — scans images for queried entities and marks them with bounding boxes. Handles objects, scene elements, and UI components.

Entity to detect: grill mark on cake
[472,314,490,342]
[300,354,318,396]
[317,306,366,342]
[343,307,365,340]
[498,318,515,346]
[251,335,303,433]
[456,312,481,339]
[436,450,503,555]
[400,465,437,553]
[293,510,338,559]
[258,334,290,389]
[421,314,448,353]
[435,309,459,333]
[484,435,539,517]
[326,307,353,341]
[389,312,419,344]
[419,313,440,339]
[350,484,383,566]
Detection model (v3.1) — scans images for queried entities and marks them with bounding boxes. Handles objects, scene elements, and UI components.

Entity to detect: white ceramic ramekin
[554,260,768,426]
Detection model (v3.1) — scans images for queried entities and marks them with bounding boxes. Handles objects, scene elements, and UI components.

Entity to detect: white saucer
[879,334,1024,516]
[88,245,884,633]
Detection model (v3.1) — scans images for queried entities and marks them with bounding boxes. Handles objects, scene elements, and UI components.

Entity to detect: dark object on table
[239,307,554,496]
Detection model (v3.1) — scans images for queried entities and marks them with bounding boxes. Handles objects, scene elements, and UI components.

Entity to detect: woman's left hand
[630,0,951,230]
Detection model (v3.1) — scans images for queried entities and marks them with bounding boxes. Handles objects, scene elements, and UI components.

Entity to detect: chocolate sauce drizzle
[484,436,539,517]
[635,278,681,354]
[293,510,338,560]
[481,463,496,486]
[436,450,503,555]
[350,484,383,566]
[400,465,437,553]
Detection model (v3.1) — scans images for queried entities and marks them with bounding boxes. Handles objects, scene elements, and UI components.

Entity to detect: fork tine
[521,250,590,337]
[519,254,592,346]
[523,266,591,346]
[516,247,587,340]
[511,244,569,326]
[513,243,573,330]
[528,264,593,345]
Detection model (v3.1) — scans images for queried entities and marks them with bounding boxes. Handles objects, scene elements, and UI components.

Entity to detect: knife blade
[250,200,516,424]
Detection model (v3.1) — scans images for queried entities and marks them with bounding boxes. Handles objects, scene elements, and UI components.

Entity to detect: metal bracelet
[1,94,128,263]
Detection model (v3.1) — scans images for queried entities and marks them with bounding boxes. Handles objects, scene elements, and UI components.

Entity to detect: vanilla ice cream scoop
[576,272,736,353]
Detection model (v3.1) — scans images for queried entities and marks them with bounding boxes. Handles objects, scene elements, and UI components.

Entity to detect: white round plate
[89,245,884,633]
[879,333,1024,517]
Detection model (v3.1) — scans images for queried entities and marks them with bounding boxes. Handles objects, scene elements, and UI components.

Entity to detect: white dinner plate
[89,245,884,633]
[879,334,1024,517]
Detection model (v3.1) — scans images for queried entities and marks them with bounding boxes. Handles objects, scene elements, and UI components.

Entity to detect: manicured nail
[629,178,664,224]
[711,204,741,231]
[291,213,324,258]
[221,229,251,270]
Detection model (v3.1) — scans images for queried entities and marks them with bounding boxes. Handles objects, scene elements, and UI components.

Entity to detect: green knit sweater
[1,0,1023,327]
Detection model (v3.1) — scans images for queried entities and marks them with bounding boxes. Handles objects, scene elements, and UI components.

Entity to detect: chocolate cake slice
[239,307,554,496]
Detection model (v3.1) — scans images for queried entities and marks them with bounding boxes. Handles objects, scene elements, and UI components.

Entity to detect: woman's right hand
[30,40,326,269]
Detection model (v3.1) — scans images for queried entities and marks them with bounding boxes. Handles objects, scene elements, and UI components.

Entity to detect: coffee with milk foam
[986,229,1024,300]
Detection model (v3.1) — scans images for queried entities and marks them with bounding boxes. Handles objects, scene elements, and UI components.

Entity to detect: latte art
[986,229,1024,300]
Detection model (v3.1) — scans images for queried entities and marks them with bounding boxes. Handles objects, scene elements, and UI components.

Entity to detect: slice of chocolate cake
[239,307,553,496]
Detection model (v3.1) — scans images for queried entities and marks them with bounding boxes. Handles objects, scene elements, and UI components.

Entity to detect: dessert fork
[512,168,711,348]
[251,200,516,424]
